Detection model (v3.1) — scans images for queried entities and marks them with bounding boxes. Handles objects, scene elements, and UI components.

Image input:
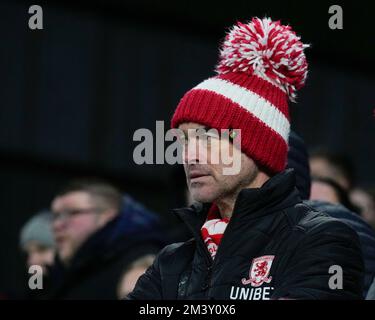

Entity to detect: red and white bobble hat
[171,17,310,174]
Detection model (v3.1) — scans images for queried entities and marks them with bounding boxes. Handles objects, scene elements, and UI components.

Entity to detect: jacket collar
[174,169,301,234]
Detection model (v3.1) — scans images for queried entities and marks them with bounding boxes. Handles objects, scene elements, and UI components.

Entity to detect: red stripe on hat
[172,88,288,173]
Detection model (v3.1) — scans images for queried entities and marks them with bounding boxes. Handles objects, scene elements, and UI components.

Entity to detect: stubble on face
[180,123,260,206]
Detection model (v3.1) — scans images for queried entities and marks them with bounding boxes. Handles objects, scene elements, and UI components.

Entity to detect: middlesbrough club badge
[241,255,275,287]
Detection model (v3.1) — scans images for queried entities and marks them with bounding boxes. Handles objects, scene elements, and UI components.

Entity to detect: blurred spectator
[310,177,359,214]
[309,149,355,191]
[311,178,340,204]
[289,132,375,297]
[47,179,167,299]
[19,211,56,299]
[117,254,155,299]
[351,188,375,229]
[20,211,56,274]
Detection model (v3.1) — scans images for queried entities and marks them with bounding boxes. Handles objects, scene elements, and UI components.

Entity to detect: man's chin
[58,246,73,265]
[190,186,218,203]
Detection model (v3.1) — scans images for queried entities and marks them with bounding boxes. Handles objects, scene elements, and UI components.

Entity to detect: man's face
[51,191,112,265]
[178,122,259,203]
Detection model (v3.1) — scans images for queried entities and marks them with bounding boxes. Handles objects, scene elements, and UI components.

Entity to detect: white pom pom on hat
[172,17,310,174]
[217,17,310,102]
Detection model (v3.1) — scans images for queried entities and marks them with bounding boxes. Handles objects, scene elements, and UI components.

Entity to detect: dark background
[0,0,374,293]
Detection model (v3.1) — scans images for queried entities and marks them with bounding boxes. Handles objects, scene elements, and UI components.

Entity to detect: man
[48,179,166,299]
[309,149,355,191]
[19,211,56,299]
[20,211,56,274]
[128,17,364,300]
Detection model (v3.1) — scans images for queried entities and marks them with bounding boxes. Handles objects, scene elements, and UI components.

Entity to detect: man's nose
[183,139,201,164]
[52,217,65,233]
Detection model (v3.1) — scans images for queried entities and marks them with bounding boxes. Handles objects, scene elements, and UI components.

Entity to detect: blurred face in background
[51,191,116,265]
[350,188,375,228]
[309,156,350,191]
[310,181,340,204]
[23,241,55,273]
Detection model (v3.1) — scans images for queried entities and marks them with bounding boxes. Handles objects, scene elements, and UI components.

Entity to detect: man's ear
[98,209,117,226]
[257,162,272,180]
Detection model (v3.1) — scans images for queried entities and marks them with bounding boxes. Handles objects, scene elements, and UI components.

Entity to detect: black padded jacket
[128,170,364,300]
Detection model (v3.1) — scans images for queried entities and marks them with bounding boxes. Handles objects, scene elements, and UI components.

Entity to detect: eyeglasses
[176,128,237,148]
[176,129,221,147]
[52,207,103,222]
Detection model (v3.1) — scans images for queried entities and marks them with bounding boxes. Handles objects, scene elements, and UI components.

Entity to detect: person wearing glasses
[127,18,364,300]
[46,179,166,299]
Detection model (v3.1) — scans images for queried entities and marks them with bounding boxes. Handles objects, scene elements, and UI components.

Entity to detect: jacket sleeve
[272,219,364,300]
